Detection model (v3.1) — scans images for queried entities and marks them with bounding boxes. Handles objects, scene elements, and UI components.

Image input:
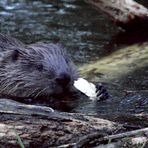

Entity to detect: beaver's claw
[95,83,109,101]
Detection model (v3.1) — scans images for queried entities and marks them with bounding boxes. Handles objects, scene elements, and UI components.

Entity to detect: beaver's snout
[56,73,71,87]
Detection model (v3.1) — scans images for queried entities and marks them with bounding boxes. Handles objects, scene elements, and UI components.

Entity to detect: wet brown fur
[0,34,78,99]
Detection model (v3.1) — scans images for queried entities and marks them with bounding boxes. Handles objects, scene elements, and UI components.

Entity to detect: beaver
[0,34,108,103]
[0,33,79,99]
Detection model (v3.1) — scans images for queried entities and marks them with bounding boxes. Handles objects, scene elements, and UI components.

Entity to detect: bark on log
[0,99,147,147]
[0,99,123,147]
[84,0,148,30]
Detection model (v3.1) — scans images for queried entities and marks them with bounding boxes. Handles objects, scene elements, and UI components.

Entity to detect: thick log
[0,99,123,147]
[80,42,148,82]
[84,0,148,30]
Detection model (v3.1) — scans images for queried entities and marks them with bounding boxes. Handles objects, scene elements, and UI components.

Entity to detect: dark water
[0,0,148,123]
[0,0,120,64]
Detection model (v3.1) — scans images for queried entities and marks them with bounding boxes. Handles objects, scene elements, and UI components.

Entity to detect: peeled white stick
[74,78,97,100]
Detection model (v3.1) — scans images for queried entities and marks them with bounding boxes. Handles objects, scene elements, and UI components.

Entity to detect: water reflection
[0,0,147,121]
[0,0,119,64]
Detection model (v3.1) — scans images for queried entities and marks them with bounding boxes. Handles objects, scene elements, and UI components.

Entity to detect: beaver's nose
[56,73,71,87]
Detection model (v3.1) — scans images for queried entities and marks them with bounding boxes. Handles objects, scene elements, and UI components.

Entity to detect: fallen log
[0,99,123,147]
[80,42,148,82]
[84,0,148,30]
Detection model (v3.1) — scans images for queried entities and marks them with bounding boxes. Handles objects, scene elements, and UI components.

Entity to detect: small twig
[104,127,148,140]
[75,128,148,147]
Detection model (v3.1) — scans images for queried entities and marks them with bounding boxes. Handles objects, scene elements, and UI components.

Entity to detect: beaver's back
[0,33,24,51]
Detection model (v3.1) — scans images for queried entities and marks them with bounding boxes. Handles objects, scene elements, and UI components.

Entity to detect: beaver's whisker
[34,87,49,98]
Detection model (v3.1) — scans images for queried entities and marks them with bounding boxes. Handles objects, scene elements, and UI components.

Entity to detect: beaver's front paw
[95,83,109,101]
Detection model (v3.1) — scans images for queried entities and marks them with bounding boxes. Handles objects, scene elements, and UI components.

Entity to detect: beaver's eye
[12,50,19,61]
[65,57,70,64]
[36,64,43,71]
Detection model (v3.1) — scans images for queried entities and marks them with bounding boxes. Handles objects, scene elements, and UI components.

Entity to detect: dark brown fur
[0,34,78,99]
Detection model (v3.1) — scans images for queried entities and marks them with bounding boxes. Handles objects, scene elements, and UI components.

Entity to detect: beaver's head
[0,43,78,99]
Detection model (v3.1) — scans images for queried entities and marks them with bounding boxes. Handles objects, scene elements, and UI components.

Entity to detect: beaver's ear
[5,49,20,62]
[0,49,20,64]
